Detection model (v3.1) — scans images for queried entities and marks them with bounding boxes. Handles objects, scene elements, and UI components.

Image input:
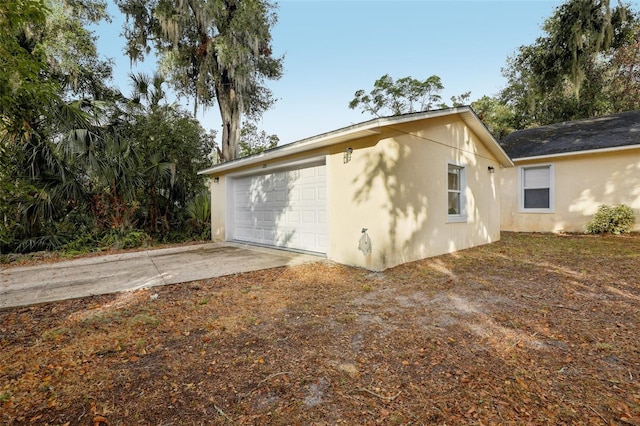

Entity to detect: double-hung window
[520,164,554,212]
[447,164,466,222]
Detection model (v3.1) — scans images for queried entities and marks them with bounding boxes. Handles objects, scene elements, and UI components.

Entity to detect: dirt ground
[1,232,639,425]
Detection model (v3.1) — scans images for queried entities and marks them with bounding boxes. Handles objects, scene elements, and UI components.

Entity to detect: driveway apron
[0,243,322,309]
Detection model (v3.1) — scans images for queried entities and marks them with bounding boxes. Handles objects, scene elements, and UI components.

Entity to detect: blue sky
[94,0,591,145]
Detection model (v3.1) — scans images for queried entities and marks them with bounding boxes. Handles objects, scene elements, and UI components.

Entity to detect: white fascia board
[512,143,640,163]
[458,110,514,168]
[198,122,383,176]
[226,154,326,178]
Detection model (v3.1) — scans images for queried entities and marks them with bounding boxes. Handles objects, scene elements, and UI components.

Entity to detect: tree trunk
[217,77,241,162]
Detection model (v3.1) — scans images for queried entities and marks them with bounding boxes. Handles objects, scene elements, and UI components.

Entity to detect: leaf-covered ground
[1,232,639,425]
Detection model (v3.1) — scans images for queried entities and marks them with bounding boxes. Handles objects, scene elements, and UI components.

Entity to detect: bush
[100,230,152,250]
[185,191,211,240]
[585,204,636,235]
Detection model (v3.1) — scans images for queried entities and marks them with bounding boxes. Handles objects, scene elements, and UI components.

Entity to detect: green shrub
[15,234,67,253]
[585,204,636,235]
[185,190,211,240]
[63,232,99,253]
[100,230,152,250]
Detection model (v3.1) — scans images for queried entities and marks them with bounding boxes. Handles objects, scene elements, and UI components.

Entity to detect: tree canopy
[496,0,639,131]
[348,74,471,117]
[349,1,640,138]
[238,120,278,157]
[116,0,283,162]
[1,1,215,255]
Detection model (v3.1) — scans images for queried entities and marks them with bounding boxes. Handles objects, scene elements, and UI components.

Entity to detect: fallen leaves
[1,233,640,424]
[92,415,109,426]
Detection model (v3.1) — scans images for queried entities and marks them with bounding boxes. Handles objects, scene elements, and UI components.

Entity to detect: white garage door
[232,163,327,254]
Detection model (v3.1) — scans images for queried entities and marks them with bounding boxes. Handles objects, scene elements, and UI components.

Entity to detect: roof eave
[458,109,514,168]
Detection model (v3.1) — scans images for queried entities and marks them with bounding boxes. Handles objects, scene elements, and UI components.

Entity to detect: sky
[94,0,582,145]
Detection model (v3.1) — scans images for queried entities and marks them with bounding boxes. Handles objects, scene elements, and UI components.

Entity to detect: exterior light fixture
[487,166,495,174]
[214,176,220,183]
[343,147,353,164]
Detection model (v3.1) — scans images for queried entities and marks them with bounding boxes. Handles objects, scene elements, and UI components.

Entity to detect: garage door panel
[288,189,299,202]
[235,226,253,240]
[301,188,316,201]
[301,210,315,224]
[233,164,327,254]
[299,233,317,247]
[286,210,301,223]
[263,228,275,243]
[263,210,275,222]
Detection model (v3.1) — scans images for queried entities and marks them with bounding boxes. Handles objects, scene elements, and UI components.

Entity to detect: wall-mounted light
[214,176,220,183]
[343,147,353,164]
[487,166,495,174]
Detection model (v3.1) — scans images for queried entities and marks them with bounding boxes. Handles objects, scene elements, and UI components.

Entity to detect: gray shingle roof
[500,110,640,159]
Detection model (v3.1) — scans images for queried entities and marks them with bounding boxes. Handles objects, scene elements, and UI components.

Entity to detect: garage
[231,162,327,254]
[201,108,514,271]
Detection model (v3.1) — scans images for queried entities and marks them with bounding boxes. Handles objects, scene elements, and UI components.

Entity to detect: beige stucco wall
[209,176,226,241]
[500,148,640,233]
[327,115,502,270]
[208,115,505,270]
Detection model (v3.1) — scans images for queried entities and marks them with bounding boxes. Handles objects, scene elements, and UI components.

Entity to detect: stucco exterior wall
[500,148,640,233]
[206,114,506,271]
[326,116,502,270]
[209,176,227,241]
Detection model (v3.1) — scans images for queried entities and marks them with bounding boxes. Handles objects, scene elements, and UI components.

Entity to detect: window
[520,165,554,212]
[447,164,466,222]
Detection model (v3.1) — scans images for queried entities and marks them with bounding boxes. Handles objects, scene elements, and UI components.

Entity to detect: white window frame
[446,163,467,223]
[518,164,554,213]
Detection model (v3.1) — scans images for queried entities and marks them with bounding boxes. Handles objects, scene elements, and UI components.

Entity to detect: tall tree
[116,0,283,162]
[543,0,620,95]
[349,74,445,117]
[0,0,56,140]
[1,0,113,251]
[499,0,637,129]
[470,95,515,141]
[60,72,215,239]
[607,22,640,112]
[349,74,472,117]
[238,120,278,157]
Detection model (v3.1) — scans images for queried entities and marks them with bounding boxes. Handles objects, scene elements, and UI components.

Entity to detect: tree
[607,22,640,112]
[58,72,215,241]
[470,95,515,141]
[90,72,214,235]
[542,0,624,95]
[449,91,472,108]
[499,0,637,129]
[238,120,278,157]
[348,74,473,117]
[0,0,57,140]
[349,74,444,117]
[116,0,283,162]
[1,0,113,252]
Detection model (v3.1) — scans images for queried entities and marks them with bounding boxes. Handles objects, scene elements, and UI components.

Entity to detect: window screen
[522,166,551,209]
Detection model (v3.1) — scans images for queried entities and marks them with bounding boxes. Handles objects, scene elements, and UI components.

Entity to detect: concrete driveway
[0,243,322,309]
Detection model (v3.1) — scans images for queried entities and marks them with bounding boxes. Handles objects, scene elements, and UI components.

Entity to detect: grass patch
[130,313,160,327]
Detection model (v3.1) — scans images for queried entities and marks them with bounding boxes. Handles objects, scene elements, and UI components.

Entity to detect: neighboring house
[500,110,640,233]
[198,107,513,271]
